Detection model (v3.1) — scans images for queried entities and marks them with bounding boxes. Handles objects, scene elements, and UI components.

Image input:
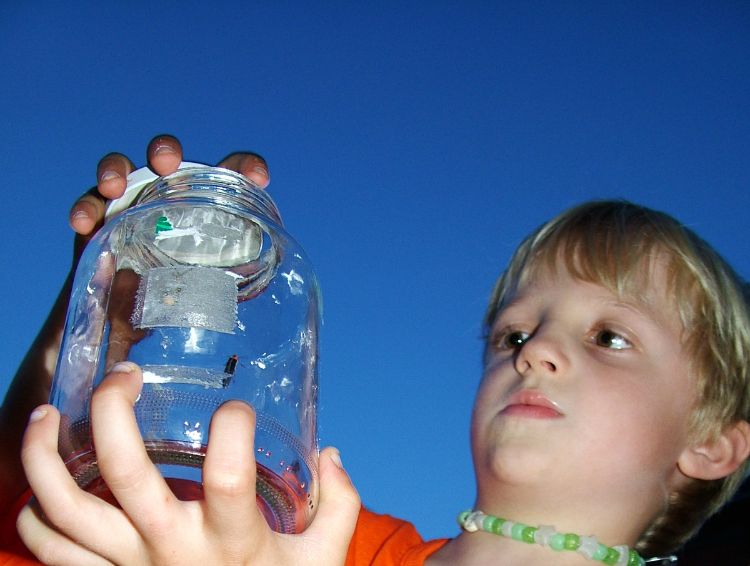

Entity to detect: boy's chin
[477,447,562,488]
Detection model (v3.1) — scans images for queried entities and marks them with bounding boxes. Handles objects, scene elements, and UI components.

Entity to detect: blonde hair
[483,200,750,555]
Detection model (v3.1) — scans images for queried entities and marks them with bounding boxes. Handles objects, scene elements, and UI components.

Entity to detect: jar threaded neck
[134,167,283,226]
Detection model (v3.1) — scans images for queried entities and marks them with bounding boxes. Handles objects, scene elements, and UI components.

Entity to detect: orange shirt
[0,555,37,566]
[0,491,35,565]
[346,508,448,566]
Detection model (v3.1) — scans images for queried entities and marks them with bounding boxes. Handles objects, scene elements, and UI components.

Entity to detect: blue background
[1,2,749,541]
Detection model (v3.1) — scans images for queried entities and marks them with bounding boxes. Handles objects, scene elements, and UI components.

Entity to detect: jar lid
[105,161,208,219]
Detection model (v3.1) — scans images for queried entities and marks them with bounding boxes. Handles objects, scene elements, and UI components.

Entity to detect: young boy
[2,137,749,565]
[347,199,750,565]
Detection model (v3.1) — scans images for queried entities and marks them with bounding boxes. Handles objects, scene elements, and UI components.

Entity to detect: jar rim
[107,164,283,226]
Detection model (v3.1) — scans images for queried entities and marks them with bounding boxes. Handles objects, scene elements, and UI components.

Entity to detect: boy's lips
[500,389,563,419]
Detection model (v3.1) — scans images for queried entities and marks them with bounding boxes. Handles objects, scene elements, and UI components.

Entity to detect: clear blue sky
[1,2,749,541]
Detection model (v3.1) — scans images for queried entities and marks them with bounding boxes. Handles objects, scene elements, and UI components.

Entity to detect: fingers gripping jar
[50,163,320,533]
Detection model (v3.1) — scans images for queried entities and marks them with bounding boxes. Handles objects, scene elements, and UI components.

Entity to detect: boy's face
[472,260,696,521]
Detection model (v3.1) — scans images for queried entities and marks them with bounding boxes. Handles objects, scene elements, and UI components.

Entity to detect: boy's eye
[594,329,631,350]
[498,330,530,349]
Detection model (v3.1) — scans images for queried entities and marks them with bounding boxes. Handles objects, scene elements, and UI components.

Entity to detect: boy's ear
[678,420,750,480]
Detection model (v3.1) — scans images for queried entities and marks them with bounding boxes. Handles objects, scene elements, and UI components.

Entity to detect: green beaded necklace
[457,510,645,566]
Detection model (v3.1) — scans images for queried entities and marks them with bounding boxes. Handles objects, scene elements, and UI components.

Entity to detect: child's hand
[70,135,271,255]
[18,365,360,566]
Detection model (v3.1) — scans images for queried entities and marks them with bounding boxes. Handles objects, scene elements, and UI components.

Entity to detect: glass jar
[50,163,320,533]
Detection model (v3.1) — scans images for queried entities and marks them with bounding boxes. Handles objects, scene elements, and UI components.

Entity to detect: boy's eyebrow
[602,296,677,331]
[603,300,653,324]
[498,292,675,328]
[492,293,537,319]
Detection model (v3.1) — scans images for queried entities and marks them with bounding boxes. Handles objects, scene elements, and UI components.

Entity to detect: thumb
[303,447,361,561]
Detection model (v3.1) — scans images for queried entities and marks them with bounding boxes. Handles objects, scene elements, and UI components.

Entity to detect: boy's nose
[513,328,568,377]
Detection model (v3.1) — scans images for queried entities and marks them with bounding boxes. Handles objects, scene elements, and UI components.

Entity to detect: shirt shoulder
[346,507,449,566]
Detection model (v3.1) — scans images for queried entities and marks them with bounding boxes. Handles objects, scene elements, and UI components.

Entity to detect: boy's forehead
[506,258,682,328]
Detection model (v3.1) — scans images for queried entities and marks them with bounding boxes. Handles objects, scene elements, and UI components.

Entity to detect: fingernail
[153,143,175,155]
[253,166,268,177]
[29,407,48,423]
[110,361,137,374]
[71,210,89,222]
[330,449,343,469]
[99,170,120,182]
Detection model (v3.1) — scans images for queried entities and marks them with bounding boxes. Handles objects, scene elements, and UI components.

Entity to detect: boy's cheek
[482,343,506,367]
[472,377,498,416]
[469,408,492,469]
[477,358,514,398]
[471,370,511,432]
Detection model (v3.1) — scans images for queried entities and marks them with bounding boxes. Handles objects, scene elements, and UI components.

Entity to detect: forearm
[0,273,72,511]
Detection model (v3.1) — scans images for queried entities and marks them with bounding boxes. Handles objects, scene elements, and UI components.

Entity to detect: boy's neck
[472,478,656,550]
